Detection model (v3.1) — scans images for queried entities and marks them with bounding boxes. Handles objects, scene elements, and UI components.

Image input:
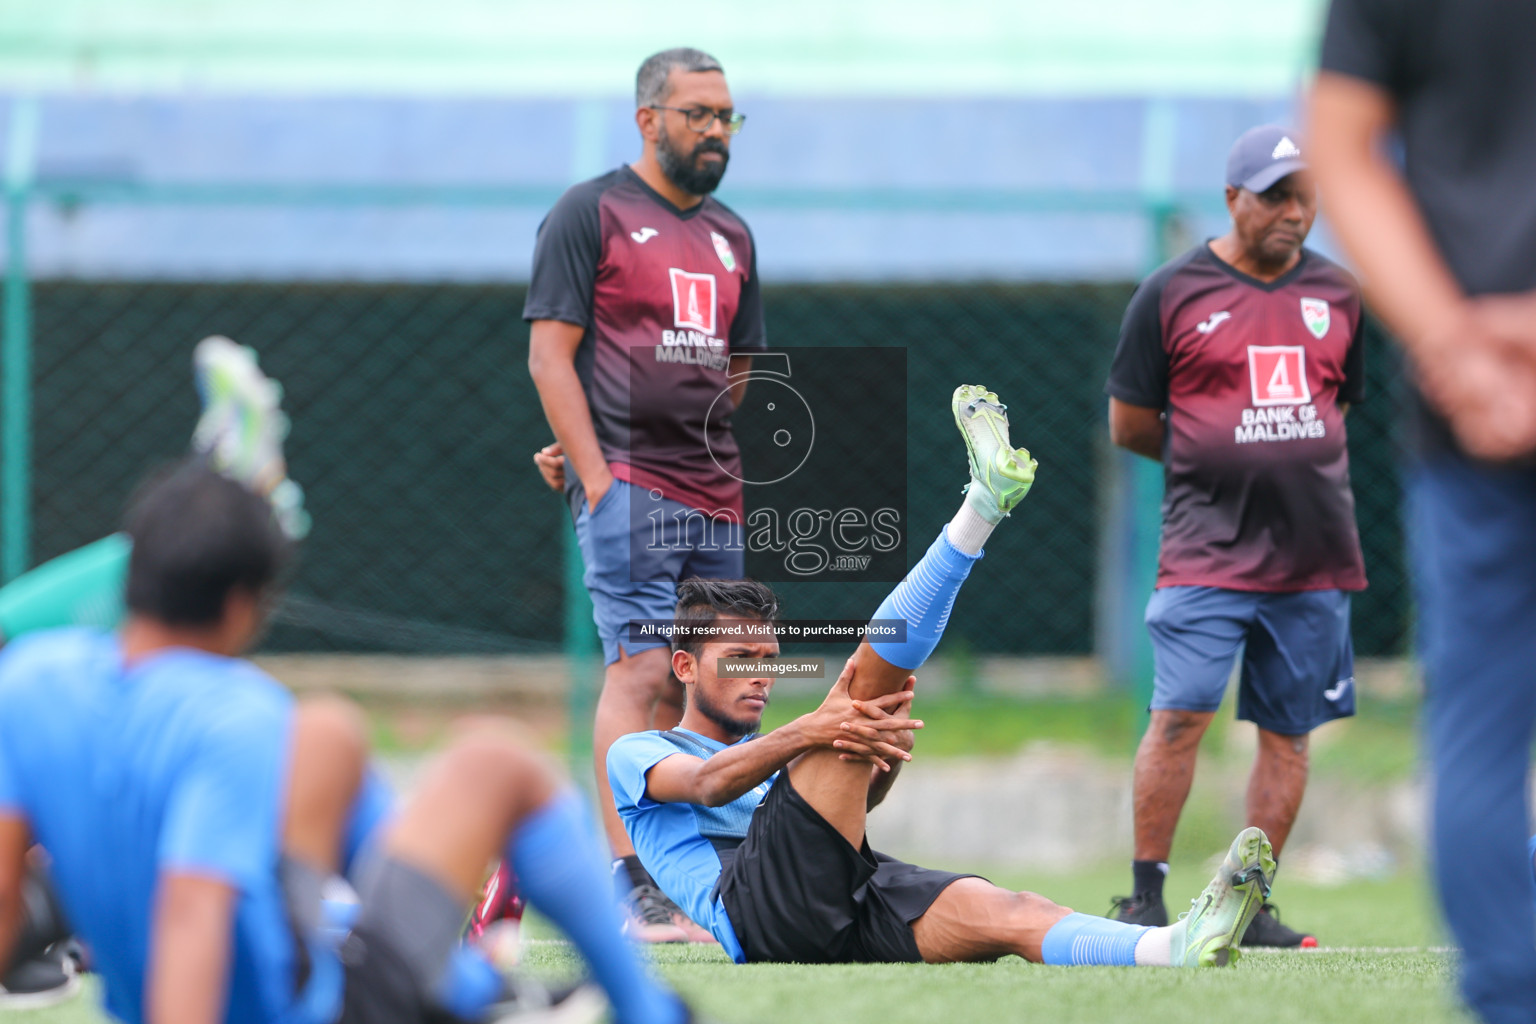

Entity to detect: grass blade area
[10,866,1468,1024]
[516,864,1463,1024]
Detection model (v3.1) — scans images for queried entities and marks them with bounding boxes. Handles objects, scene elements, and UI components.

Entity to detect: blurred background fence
[0,0,1413,683]
[7,189,1412,663]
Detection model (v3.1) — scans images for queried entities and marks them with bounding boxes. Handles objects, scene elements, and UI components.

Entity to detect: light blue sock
[435,946,505,1020]
[509,791,684,1024]
[867,526,982,671]
[342,767,395,879]
[1041,912,1149,966]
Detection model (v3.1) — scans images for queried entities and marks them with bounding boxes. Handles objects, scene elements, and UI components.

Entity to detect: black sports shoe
[0,943,81,1009]
[1108,892,1169,927]
[1240,902,1317,948]
[621,884,687,944]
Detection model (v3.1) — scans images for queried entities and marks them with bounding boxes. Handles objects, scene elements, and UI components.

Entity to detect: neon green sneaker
[191,336,310,540]
[951,384,1038,523]
[1170,826,1275,968]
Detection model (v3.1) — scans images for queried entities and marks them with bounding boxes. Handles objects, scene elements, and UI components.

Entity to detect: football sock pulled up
[867,526,981,671]
[947,502,996,556]
[511,791,685,1024]
[342,767,396,879]
[1041,913,1149,966]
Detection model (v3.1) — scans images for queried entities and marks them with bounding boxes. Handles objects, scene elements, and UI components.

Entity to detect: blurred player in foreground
[0,462,688,1024]
[1311,1,1536,1019]
[609,386,1275,967]
[1104,125,1368,948]
[527,46,765,942]
[0,336,308,1005]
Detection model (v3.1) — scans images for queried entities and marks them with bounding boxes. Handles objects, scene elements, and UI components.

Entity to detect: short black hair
[672,578,780,657]
[636,47,724,108]
[125,460,292,627]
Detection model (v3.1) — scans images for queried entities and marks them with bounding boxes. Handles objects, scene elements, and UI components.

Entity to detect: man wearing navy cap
[1102,125,1368,947]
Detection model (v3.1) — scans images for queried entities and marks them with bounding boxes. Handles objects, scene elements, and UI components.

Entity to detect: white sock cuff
[1133,923,1179,967]
[947,501,995,556]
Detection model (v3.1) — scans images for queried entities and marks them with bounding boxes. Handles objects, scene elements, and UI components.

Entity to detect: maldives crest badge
[1300,297,1330,339]
[710,231,737,272]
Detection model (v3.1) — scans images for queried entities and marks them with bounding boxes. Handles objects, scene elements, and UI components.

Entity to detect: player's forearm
[0,818,29,972]
[1112,428,1163,462]
[1107,399,1165,460]
[148,875,234,1024]
[1108,404,1164,461]
[689,720,818,807]
[1309,74,1470,355]
[527,355,611,494]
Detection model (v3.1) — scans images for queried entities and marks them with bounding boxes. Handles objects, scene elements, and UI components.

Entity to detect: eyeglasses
[649,105,747,135]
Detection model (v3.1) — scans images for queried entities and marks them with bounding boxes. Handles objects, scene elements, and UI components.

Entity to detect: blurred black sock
[1131,859,1169,901]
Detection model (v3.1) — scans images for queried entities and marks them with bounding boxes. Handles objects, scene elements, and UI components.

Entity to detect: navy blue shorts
[1144,585,1356,735]
[572,480,743,665]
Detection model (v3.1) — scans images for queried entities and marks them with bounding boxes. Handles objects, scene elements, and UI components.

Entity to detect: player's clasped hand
[1417,292,1536,462]
[813,658,922,772]
[839,675,919,770]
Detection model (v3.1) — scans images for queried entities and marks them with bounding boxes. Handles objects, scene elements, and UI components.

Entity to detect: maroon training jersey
[1106,244,1368,592]
[524,166,767,519]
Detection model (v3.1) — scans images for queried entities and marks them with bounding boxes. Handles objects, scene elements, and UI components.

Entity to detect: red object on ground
[469,860,524,939]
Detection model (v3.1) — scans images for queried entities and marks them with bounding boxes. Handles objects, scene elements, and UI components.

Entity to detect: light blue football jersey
[607,728,775,963]
[0,628,310,1024]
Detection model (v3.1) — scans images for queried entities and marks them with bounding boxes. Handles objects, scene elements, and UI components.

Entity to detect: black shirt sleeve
[1105,273,1170,409]
[1319,0,1404,93]
[523,180,604,327]
[729,224,767,354]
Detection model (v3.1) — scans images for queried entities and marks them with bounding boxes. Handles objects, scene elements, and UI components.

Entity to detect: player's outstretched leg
[0,336,308,648]
[910,827,1274,968]
[1040,825,1271,968]
[191,335,310,540]
[789,384,1037,845]
[844,384,1038,703]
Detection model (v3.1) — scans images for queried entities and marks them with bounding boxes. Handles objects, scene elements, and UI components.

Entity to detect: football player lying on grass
[609,385,1277,967]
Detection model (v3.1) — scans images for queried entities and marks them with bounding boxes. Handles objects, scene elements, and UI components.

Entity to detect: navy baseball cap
[1225,124,1308,193]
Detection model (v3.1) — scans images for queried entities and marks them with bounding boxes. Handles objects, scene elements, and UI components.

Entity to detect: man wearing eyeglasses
[525,47,765,944]
[1103,125,1368,949]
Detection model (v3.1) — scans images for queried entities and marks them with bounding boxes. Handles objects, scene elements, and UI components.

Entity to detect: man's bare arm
[645,694,919,808]
[527,319,614,511]
[1308,74,1468,356]
[0,815,30,971]
[1108,398,1164,461]
[1310,73,1536,460]
[643,734,812,810]
[148,872,236,1024]
[645,663,921,808]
